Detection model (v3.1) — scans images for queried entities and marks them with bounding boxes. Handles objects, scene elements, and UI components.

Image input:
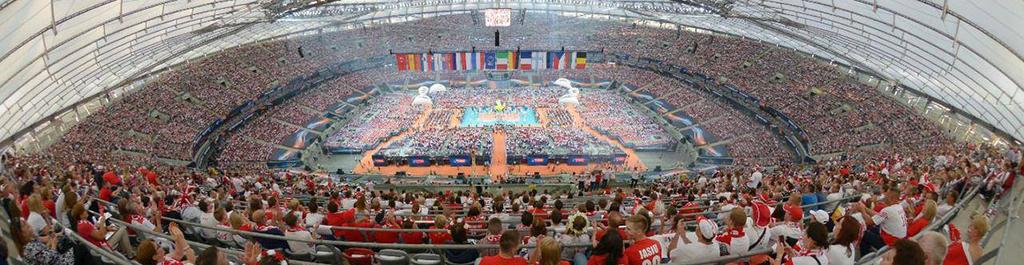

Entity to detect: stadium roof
[1,0,1021,145]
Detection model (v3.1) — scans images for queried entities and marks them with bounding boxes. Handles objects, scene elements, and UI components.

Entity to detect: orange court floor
[352,105,646,181]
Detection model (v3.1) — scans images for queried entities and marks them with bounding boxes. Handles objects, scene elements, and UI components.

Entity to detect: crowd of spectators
[577,90,674,148]
[378,127,494,158]
[431,87,563,109]
[46,12,952,169]
[1,136,1018,265]
[505,127,622,157]
[323,93,424,151]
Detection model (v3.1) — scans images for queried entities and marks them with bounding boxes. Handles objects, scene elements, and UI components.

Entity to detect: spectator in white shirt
[855,190,908,249]
[197,200,218,239]
[668,217,722,262]
[771,222,830,265]
[304,200,325,228]
[284,212,316,255]
[826,216,862,265]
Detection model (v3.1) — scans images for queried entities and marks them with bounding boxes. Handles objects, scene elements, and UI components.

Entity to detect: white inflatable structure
[429,83,447,93]
[553,78,573,89]
[557,78,580,105]
[412,86,433,105]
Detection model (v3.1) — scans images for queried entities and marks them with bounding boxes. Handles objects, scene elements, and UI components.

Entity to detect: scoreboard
[485,8,511,27]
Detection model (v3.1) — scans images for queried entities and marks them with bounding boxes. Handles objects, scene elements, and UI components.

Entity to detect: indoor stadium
[0,0,1021,265]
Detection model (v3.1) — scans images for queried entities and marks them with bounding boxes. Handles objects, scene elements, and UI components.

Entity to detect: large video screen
[485,8,511,27]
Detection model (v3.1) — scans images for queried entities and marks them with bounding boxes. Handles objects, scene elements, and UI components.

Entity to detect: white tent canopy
[1,0,1021,145]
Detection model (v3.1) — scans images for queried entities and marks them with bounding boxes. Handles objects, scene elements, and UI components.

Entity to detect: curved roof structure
[1,0,1021,145]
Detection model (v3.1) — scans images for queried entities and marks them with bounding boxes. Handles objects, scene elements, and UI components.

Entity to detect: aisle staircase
[489,130,508,180]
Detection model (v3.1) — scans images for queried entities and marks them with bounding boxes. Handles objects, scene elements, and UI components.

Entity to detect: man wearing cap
[770,202,804,248]
[667,216,722,263]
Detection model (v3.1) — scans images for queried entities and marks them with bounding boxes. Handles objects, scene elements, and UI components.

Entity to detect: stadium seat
[411,253,443,265]
[315,245,344,264]
[344,248,375,265]
[376,249,411,265]
[285,248,315,262]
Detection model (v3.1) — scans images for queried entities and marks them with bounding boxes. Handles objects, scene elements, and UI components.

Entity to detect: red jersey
[943,241,972,265]
[400,231,425,244]
[375,224,400,244]
[99,187,113,202]
[344,220,374,242]
[624,238,661,265]
[906,218,930,238]
[479,255,529,265]
[428,226,453,243]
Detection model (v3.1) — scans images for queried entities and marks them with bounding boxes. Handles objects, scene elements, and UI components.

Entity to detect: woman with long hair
[587,227,626,265]
[827,216,863,265]
[531,237,570,265]
[907,200,937,238]
[71,202,110,248]
[134,223,196,265]
[14,220,74,264]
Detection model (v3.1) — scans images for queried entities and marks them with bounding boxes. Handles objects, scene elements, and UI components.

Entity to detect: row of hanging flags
[395,51,587,71]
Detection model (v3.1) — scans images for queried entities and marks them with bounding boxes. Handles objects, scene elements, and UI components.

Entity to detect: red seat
[343,248,375,265]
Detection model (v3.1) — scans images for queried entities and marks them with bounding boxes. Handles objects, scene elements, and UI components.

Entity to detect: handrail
[853,184,981,264]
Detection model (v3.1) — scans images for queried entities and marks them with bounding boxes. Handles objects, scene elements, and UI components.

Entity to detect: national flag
[533,51,546,70]
[411,54,422,71]
[426,53,435,72]
[478,52,486,70]
[574,52,587,69]
[547,51,566,69]
[518,51,533,70]
[470,52,478,70]
[485,52,497,70]
[436,53,444,71]
[509,51,517,70]
[496,51,509,70]
[396,54,408,71]
[447,53,457,70]
[458,52,468,70]
[406,54,417,71]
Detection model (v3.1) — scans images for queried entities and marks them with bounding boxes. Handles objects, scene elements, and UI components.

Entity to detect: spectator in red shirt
[399,219,425,244]
[72,202,110,248]
[98,181,117,202]
[375,212,401,244]
[479,230,528,265]
[623,215,661,265]
[907,200,937,238]
[594,211,626,243]
[428,215,453,244]
[102,171,121,186]
[588,227,627,265]
[323,202,347,238]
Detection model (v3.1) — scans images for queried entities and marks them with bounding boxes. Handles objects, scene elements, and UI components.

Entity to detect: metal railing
[854,184,982,264]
